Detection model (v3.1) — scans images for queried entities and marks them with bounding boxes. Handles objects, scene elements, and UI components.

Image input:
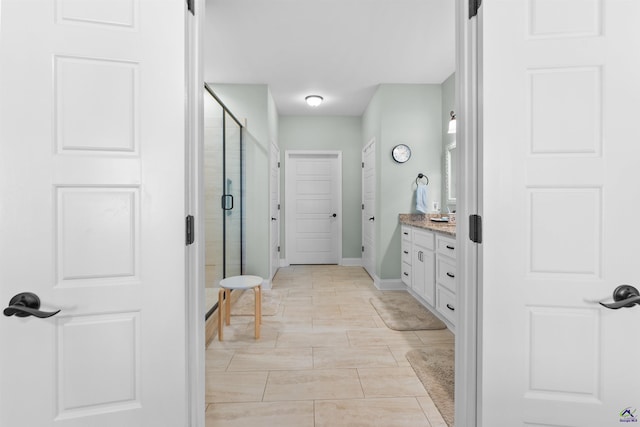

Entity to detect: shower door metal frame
[204,83,244,318]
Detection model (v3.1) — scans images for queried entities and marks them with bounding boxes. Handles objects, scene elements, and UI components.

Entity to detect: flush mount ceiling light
[447,110,457,134]
[305,95,323,107]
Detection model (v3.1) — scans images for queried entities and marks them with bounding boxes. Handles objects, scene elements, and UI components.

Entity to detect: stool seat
[219,275,263,290]
[218,275,263,341]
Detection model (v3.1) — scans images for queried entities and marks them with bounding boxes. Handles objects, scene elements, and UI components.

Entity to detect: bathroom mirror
[445,141,457,205]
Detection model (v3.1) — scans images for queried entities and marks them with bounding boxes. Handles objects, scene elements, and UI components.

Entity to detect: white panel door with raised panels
[270,142,281,278]
[481,0,640,425]
[0,1,187,426]
[362,140,376,277]
[285,152,341,265]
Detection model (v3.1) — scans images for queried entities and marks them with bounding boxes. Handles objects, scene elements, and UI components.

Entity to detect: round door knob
[332,213,337,218]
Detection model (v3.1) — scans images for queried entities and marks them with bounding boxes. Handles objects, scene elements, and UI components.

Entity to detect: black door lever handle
[3,292,60,318]
[600,285,640,310]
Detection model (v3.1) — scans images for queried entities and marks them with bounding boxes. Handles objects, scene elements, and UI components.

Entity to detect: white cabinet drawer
[436,285,456,326]
[436,235,456,258]
[401,241,411,264]
[436,257,456,293]
[413,229,435,250]
[401,262,411,286]
[401,226,412,242]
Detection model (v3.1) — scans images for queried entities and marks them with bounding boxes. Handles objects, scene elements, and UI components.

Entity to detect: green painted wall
[278,116,363,260]
[362,84,443,280]
[209,84,276,280]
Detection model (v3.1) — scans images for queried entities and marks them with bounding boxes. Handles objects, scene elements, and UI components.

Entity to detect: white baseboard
[261,278,272,290]
[279,259,362,267]
[372,276,407,291]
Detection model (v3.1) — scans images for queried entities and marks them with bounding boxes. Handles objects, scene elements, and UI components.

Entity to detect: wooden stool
[218,275,263,340]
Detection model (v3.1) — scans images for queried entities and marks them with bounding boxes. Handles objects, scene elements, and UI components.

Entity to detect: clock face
[392,144,411,163]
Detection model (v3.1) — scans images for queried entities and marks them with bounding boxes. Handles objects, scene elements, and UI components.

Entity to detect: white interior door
[0,1,187,426]
[362,139,376,277]
[285,151,341,265]
[480,1,640,425]
[270,142,281,278]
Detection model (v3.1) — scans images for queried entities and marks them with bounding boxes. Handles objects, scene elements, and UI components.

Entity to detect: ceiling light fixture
[447,111,457,134]
[305,95,323,107]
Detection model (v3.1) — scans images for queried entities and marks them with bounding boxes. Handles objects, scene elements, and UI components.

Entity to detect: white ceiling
[204,0,456,116]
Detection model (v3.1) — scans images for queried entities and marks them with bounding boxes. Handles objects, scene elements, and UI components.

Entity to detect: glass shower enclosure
[204,84,244,319]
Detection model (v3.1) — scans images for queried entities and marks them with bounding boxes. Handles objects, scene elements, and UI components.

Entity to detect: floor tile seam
[312,399,317,427]
[387,344,401,367]
[317,395,426,401]
[222,349,237,371]
[354,366,365,400]
[261,370,271,402]
[267,366,362,375]
[207,397,265,404]
[414,396,437,427]
[226,366,316,372]
[265,395,376,404]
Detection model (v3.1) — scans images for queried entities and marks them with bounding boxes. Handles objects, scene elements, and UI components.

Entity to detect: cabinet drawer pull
[446,245,455,250]
[403,232,409,235]
[403,250,409,254]
[446,272,455,278]
[446,304,455,311]
[403,272,409,277]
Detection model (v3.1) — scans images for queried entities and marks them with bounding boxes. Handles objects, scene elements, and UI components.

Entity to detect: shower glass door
[222,110,242,278]
[204,85,244,318]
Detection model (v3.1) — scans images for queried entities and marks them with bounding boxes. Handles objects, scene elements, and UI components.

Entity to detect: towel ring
[416,173,429,186]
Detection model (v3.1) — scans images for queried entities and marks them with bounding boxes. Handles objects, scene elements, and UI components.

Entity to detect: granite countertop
[399,214,456,237]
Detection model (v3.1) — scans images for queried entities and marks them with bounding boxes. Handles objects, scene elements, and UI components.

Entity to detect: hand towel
[416,183,428,213]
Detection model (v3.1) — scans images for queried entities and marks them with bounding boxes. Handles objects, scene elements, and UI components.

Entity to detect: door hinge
[469,0,482,19]
[362,162,364,168]
[362,204,364,210]
[469,214,482,244]
[277,246,280,252]
[186,0,194,15]
[277,203,280,210]
[362,246,365,252]
[278,161,280,168]
[186,215,195,245]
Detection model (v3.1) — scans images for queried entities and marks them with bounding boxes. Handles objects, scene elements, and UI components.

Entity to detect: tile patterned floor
[205,265,454,427]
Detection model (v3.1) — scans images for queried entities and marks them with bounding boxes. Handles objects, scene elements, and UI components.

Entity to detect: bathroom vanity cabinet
[399,216,456,331]
[435,234,456,326]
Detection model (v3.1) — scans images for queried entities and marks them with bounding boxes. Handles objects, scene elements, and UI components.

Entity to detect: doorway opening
[198,1,470,426]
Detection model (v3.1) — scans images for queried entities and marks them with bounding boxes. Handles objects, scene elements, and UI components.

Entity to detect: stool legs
[225,288,231,325]
[253,286,261,339]
[217,288,225,341]
[218,285,262,341]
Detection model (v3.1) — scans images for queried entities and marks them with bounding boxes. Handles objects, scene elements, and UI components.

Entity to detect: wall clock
[392,144,411,163]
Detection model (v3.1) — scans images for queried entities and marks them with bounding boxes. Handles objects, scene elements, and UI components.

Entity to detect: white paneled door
[270,142,281,279]
[362,140,376,278]
[0,1,187,426]
[481,0,640,425]
[285,151,341,265]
